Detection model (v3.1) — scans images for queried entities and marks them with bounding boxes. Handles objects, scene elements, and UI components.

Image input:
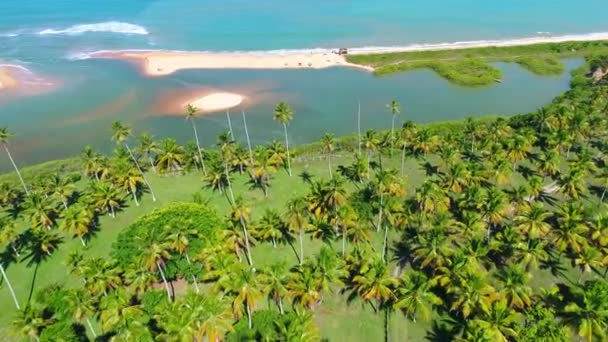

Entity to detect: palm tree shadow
[421,162,439,177]
[26,262,40,305]
[517,165,537,179]
[425,319,458,341]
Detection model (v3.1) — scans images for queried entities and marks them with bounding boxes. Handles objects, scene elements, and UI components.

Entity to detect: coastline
[82,32,608,75]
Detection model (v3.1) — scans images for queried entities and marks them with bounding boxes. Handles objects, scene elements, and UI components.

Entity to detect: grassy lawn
[346,40,608,85]
[0,153,430,341]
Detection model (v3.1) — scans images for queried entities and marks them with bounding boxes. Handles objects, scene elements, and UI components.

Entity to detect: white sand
[88,32,608,76]
[93,50,374,76]
[186,92,244,112]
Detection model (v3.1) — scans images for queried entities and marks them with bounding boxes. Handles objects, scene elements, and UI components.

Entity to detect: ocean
[0,0,605,169]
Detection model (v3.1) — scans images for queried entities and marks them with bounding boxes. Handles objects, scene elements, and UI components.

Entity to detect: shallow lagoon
[0,58,583,169]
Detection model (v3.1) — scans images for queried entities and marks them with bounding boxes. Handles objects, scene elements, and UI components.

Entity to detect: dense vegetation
[0,56,608,341]
[347,40,608,85]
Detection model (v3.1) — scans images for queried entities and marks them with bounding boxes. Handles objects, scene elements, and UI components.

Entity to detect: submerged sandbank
[0,67,18,89]
[90,50,374,76]
[187,92,244,113]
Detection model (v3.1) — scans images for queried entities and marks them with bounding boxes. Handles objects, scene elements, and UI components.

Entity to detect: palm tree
[248,147,276,197]
[167,224,201,293]
[217,132,237,204]
[386,100,400,157]
[231,197,254,266]
[514,202,552,242]
[88,181,122,218]
[156,138,186,174]
[321,133,336,179]
[136,133,158,174]
[398,121,417,177]
[0,127,29,195]
[347,257,397,342]
[261,262,290,314]
[99,288,147,338]
[562,280,608,342]
[493,264,532,310]
[273,102,294,176]
[24,192,56,230]
[394,270,442,322]
[113,159,144,206]
[285,197,310,265]
[64,289,98,338]
[111,121,157,202]
[362,130,380,179]
[46,174,75,210]
[221,265,263,329]
[12,306,49,342]
[185,104,207,175]
[139,242,173,301]
[60,205,93,246]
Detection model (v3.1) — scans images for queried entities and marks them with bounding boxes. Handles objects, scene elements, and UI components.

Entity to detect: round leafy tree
[111,202,224,270]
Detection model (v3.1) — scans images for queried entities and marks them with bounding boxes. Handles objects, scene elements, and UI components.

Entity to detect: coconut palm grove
[2,56,608,341]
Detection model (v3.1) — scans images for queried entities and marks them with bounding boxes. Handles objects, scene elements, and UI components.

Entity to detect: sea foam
[38,21,148,36]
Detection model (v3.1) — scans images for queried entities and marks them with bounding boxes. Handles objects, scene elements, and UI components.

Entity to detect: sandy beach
[91,50,374,76]
[87,32,608,76]
[0,67,18,90]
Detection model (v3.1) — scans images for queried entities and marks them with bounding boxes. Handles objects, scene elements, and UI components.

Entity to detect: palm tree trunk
[148,156,157,174]
[342,226,346,256]
[80,236,86,247]
[131,189,139,206]
[278,297,284,314]
[239,218,254,266]
[3,144,29,195]
[110,206,115,218]
[124,143,157,202]
[242,110,254,165]
[382,224,389,263]
[224,161,236,205]
[601,188,606,203]
[61,200,68,210]
[226,109,234,140]
[357,100,362,156]
[377,192,384,233]
[246,302,253,329]
[390,115,396,157]
[299,226,304,265]
[11,244,19,257]
[156,261,172,302]
[190,121,207,176]
[0,264,20,309]
[184,254,200,293]
[384,308,390,342]
[400,144,406,177]
[282,123,292,177]
[366,150,371,180]
[328,154,333,179]
[85,317,97,338]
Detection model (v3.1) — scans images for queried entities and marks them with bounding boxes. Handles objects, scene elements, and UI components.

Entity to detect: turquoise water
[0,0,603,169]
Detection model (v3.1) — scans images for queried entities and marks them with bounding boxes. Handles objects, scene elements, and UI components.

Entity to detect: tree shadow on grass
[26,262,40,305]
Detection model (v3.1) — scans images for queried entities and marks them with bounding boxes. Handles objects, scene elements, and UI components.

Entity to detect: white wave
[347,32,608,55]
[0,64,33,74]
[38,21,148,36]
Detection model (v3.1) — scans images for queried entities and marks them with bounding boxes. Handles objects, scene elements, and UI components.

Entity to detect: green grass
[512,56,566,76]
[375,59,503,86]
[346,40,608,85]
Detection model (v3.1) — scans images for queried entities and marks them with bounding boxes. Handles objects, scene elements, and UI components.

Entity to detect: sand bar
[186,92,244,113]
[0,67,18,90]
[92,50,374,76]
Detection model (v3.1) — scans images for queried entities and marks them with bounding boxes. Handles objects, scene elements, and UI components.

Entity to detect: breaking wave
[38,21,148,36]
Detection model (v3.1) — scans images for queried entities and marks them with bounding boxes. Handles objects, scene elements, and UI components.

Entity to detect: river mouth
[0,57,583,171]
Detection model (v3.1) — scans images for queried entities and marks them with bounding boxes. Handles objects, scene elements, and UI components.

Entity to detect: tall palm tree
[285,197,310,265]
[0,127,29,195]
[261,262,290,314]
[113,159,144,206]
[111,121,157,202]
[394,270,442,322]
[220,265,263,329]
[273,102,294,176]
[156,138,186,174]
[136,132,159,174]
[185,104,207,175]
[231,197,254,266]
[241,110,254,165]
[88,181,122,218]
[226,109,235,140]
[386,100,401,157]
[139,241,173,302]
[60,205,93,246]
[321,133,336,179]
[64,289,98,338]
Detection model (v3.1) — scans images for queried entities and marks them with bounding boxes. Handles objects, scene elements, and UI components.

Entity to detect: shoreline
[91,50,374,76]
[82,32,608,75]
